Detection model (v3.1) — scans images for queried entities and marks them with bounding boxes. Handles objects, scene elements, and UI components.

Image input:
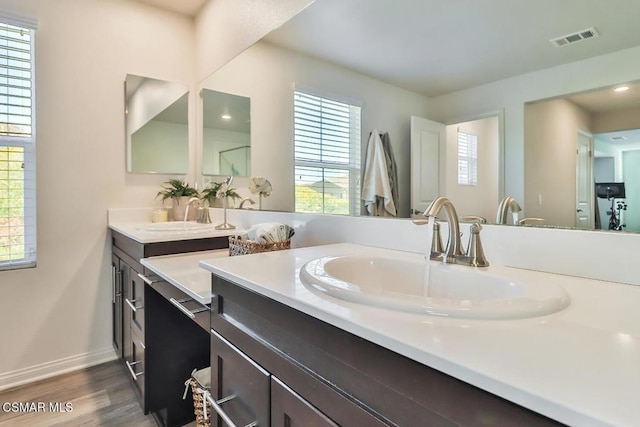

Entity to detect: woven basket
[228,236,291,256]
[188,377,210,427]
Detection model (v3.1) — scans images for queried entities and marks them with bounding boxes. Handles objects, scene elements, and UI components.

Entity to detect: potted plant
[156,179,199,221]
[202,180,241,208]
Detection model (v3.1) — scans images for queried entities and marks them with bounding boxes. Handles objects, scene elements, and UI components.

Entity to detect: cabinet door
[111,254,123,358]
[271,376,338,427]
[210,330,270,427]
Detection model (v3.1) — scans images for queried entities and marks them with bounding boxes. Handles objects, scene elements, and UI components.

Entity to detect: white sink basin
[300,255,570,320]
[135,222,216,232]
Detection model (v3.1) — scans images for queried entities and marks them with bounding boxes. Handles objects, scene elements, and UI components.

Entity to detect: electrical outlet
[538,194,543,205]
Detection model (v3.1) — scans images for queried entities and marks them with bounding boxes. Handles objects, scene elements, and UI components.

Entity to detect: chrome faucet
[185,197,211,224]
[420,197,489,267]
[238,197,256,209]
[496,196,522,224]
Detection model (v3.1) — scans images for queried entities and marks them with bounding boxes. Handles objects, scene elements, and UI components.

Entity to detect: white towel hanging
[362,130,396,216]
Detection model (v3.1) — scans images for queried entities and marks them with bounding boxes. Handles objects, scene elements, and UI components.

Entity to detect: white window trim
[0,15,37,270]
[293,88,361,216]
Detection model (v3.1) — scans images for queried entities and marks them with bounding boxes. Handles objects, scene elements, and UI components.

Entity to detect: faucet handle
[412,219,444,260]
[465,223,489,267]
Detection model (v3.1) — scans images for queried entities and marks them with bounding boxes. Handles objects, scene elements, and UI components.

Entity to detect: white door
[410,116,446,218]
[576,131,594,229]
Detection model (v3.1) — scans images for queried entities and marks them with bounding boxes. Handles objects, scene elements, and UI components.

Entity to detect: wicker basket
[188,376,210,427]
[228,236,291,256]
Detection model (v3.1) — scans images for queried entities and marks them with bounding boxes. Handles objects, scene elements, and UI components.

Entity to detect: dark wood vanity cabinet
[210,276,564,427]
[110,229,228,424]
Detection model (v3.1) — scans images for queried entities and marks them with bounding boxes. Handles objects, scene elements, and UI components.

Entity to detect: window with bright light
[293,90,361,215]
[457,129,477,186]
[0,18,36,270]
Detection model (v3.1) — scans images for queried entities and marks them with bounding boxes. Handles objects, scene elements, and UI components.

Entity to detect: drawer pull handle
[170,298,196,319]
[125,360,144,381]
[111,266,116,304]
[125,298,143,312]
[137,273,154,285]
[206,394,256,427]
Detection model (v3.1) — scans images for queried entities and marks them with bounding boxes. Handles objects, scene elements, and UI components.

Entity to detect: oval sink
[300,255,570,320]
[135,222,216,232]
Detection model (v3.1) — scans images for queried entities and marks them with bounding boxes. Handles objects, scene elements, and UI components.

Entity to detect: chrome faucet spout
[424,197,465,262]
[239,197,256,209]
[496,196,521,224]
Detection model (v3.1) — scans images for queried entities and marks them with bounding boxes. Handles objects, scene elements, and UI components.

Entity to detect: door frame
[444,109,506,203]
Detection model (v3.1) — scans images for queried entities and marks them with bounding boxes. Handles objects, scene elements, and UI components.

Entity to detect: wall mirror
[202,89,251,176]
[197,0,640,231]
[525,81,640,232]
[125,74,189,174]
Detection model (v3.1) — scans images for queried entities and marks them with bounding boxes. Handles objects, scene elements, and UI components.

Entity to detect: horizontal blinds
[0,21,35,270]
[294,90,361,215]
[457,130,478,186]
[0,23,32,137]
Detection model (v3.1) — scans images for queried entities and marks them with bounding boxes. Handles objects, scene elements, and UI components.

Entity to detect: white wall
[524,98,591,226]
[429,45,640,208]
[445,116,499,221]
[0,0,195,388]
[195,0,314,81]
[199,41,430,215]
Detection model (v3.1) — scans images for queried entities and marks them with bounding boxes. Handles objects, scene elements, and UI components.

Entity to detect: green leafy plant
[155,179,198,203]
[201,181,241,204]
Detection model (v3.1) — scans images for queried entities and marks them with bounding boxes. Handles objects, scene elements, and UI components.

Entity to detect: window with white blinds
[293,90,361,215]
[457,129,478,186]
[0,18,36,270]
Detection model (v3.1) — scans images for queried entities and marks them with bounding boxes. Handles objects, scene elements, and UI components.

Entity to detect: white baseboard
[0,347,118,392]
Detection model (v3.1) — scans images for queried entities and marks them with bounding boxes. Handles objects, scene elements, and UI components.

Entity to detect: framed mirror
[202,89,251,176]
[125,74,189,174]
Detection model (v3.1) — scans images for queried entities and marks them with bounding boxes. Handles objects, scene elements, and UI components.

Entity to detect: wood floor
[0,361,159,426]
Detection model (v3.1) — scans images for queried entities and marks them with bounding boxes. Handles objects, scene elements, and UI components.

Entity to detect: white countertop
[109,221,240,244]
[141,249,229,304]
[198,243,640,427]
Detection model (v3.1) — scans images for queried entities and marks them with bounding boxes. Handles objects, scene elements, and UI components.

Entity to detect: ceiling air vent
[550,27,599,47]
[611,136,627,141]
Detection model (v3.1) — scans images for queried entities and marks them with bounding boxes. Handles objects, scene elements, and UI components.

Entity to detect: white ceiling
[132,0,640,97]
[133,0,207,17]
[264,0,640,97]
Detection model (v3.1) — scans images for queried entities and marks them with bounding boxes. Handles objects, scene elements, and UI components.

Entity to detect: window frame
[0,15,37,271]
[457,128,478,187]
[293,88,361,216]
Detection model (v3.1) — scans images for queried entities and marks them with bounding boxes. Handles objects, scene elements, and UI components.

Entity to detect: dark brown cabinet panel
[110,229,228,424]
[210,329,270,427]
[211,276,563,427]
[271,376,338,427]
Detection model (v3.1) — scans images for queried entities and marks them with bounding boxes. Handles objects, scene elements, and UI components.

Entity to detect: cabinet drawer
[150,280,210,332]
[126,327,146,402]
[125,270,145,336]
[271,376,338,427]
[210,330,270,427]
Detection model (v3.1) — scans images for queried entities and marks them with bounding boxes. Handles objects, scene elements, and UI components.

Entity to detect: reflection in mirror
[125,74,189,174]
[197,0,640,228]
[525,81,640,231]
[202,89,251,176]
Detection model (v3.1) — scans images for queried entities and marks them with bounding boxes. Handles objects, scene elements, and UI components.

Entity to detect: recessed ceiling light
[221,113,232,120]
[614,86,630,93]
